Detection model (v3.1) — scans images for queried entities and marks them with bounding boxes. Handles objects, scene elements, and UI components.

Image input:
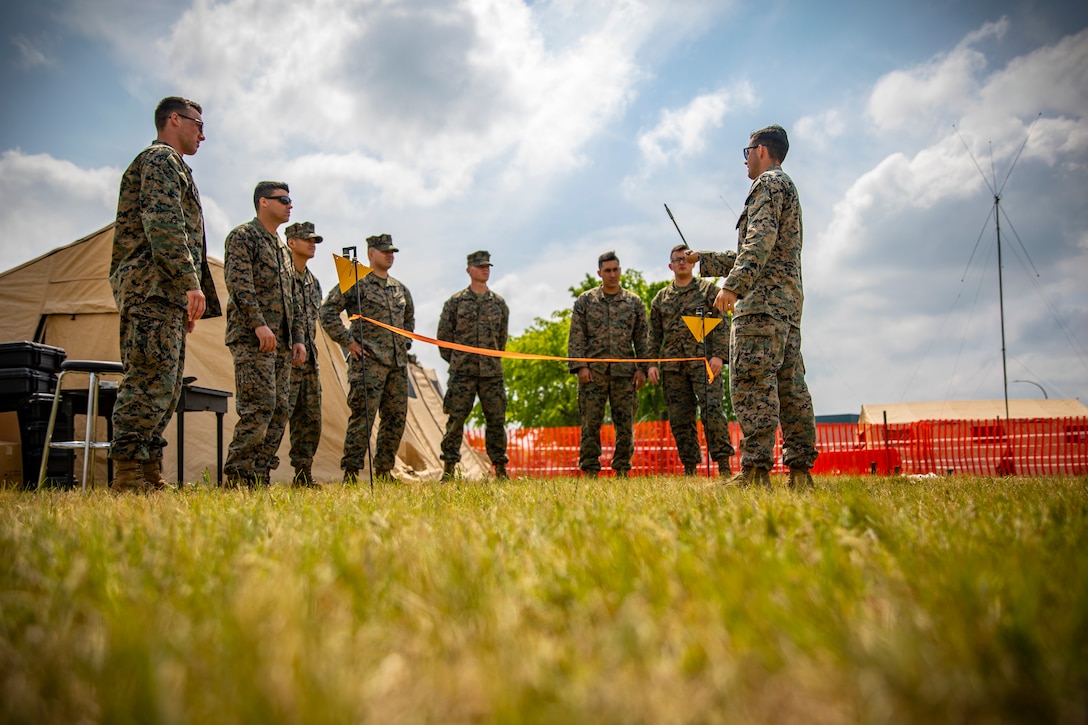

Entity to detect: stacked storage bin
[0,342,74,488]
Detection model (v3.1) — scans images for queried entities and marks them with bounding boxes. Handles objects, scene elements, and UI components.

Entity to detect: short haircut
[155,97,202,132]
[598,251,619,269]
[670,244,689,259]
[751,125,789,162]
[253,181,290,212]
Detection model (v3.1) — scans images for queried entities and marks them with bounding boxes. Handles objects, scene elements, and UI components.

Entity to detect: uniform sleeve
[288,249,305,346]
[648,292,664,359]
[697,250,737,279]
[141,152,201,292]
[319,283,354,348]
[402,285,415,348]
[437,295,456,363]
[724,179,778,297]
[631,297,650,372]
[567,295,588,373]
[498,297,509,352]
[223,227,267,333]
[704,283,728,360]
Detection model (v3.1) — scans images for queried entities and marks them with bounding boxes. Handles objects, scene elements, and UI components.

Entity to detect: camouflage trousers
[343,357,407,473]
[661,361,734,471]
[111,301,186,462]
[578,371,638,473]
[225,344,292,477]
[288,360,322,469]
[441,374,508,466]
[730,314,817,470]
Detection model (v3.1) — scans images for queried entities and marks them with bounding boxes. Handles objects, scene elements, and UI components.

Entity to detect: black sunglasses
[176,113,204,132]
[264,195,292,205]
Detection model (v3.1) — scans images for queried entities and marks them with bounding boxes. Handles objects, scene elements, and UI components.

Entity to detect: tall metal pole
[697,306,710,479]
[994,193,1011,423]
[344,246,375,490]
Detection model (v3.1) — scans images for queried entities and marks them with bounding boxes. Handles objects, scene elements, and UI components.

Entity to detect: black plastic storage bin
[18,393,76,489]
[0,342,66,373]
[0,368,56,397]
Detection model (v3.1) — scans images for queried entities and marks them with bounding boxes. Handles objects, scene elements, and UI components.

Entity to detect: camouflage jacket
[437,287,508,377]
[649,278,727,372]
[288,256,323,366]
[110,140,221,318]
[567,286,649,378]
[716,165,804,327]
[320,273,414,369]
[224,218,303,349]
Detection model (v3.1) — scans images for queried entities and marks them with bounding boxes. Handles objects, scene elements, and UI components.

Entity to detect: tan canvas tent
[0,224,490,485]
[859,399,1088,425]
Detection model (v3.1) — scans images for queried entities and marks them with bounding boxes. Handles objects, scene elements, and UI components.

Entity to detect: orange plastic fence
[465,417,1088,477]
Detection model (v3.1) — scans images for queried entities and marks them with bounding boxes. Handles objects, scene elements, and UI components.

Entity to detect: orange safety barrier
[465,417,1088,477]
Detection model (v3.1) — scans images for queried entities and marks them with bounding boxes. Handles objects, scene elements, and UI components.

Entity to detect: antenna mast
[954,114,1040,425]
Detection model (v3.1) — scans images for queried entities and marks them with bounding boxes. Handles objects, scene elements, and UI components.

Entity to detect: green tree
[501,310,580,427]
[466,268,734,427]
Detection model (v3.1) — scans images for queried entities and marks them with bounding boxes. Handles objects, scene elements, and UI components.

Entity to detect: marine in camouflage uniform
[647,245,734,476]
[698,124,817,486]
[110,97,221,492]
[284,221,324,485]
[438,250,509,479]
[567,252,648,477]
[223,182,306,486]
[319,234,414,479]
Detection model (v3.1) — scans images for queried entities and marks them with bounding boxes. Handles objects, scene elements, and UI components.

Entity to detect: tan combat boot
[787,467,815,489]
[111,460,149,493]
[441,461,457,482]
[293,465,317,487]
[728,466,771,488]
[141,460,172,490]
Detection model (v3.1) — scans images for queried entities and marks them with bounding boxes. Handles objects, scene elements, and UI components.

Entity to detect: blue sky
[2,0,1086,416]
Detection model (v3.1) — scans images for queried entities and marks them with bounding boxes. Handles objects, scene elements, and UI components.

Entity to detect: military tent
[0,224,489,485]
[859,399,1088,425]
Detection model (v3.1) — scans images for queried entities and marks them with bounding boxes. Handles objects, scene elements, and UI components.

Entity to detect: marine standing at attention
[109,96,221,492]
[320,234,415,483]
[567,251,649,478]
[223,181,306,486]
[284,221,324,487]
[437,250,510,481]
[647,244,735,477]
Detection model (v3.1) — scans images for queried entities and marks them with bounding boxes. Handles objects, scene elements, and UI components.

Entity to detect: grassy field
[2,475,1086,724]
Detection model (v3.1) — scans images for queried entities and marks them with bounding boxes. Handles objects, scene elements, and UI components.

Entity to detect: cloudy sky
[2,0,1086,416]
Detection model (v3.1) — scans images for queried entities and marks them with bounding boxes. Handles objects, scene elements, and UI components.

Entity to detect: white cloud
[867,17,1008,133]
[0,150,119,270]
[793,109,846,150]
[11,34,52,69]
[635,83,755,174]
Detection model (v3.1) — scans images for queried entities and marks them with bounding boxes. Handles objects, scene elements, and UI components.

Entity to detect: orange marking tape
[354,315,718,382]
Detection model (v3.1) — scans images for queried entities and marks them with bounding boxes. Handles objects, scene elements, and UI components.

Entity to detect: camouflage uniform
[568,286,648,474]
[110,140,221,464]
[319,237,414,474]
[285,224,323,472]
[223,218,304,481]
[649,279,734,473]
[437,280,509,467]
[698,164,817,471]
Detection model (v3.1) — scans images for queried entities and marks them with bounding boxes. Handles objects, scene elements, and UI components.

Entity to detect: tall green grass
[2,476,1086,723]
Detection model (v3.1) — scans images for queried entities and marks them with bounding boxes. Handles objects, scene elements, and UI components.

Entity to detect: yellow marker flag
[681,315,722,343]
[334,254,372,294]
